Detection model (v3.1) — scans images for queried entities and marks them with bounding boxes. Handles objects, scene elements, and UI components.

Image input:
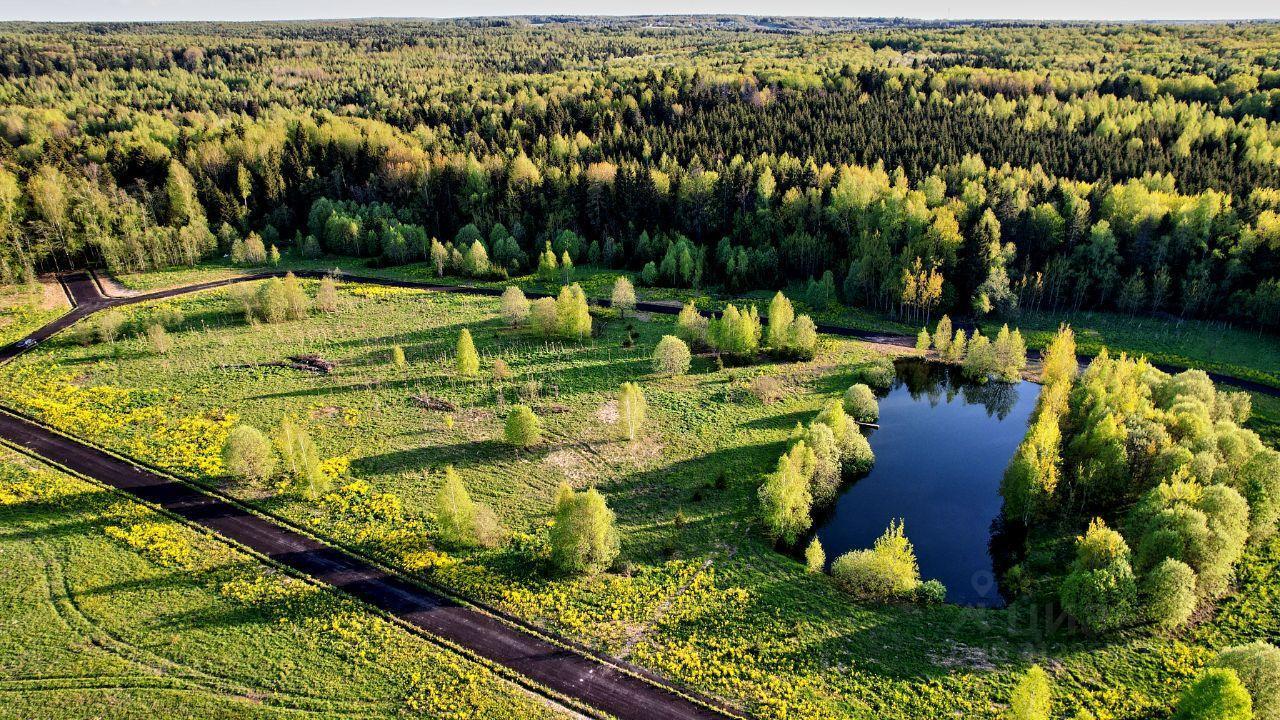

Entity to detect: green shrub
[1172,668,1252,720]
[504,405,541,448]
[222,424,276,483]
[804,537,825,573]
[1213,642,1280,720]
[842,383,879,423]
[653,335,691,376]
[916,579,946,605]
[851,357,895,389]
[455,328,479,376]
[1006,665,1051,720]
[549,483,620,575]
[830,520,920,601]
[1143,558,1198,630]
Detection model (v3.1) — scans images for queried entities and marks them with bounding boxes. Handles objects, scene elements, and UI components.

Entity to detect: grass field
[110,256,1279,388]
[0,447,570,720]
[6,279,1280,718]
[981,310,1280,390]
[0,280,69,347]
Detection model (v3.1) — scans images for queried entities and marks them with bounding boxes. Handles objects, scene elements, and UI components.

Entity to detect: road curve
[0,272,744,720]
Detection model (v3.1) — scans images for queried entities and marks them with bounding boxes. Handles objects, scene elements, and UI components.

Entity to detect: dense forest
[1,18,1279,328]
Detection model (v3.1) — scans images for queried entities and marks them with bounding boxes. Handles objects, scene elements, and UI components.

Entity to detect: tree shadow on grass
[351,439,515,476]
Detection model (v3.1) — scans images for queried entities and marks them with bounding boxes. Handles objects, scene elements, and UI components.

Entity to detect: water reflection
[812,359,1041,607]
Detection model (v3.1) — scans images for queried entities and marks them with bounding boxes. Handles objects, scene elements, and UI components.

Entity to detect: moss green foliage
[222,424,276,483]
[831,520,923,601]
[455,328,480,376]
[851,356,895,390]
[390,344,407,368]
[1173,668,1253,720]
[549,483,620,575]
[709,304,761,358]
[503,405,541,448]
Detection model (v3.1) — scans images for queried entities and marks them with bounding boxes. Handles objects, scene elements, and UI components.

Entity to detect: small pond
[812,359,1041,607]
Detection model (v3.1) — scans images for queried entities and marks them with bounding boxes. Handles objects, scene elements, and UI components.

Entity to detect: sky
[1,0,1276,22]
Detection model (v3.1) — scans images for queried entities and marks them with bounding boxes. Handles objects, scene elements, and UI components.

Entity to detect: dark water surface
[813,360,1040,606]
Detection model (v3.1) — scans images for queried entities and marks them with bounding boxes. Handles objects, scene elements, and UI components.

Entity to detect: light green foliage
[434,466,500,548]
[94,309,126,343]
[805,537,826,573]
[709,304,761,358]
[504,405,541,448]
[254,277,288,323]
[1213,642,1280,720]
[559,251,574,283]
[610,276,636,317]
[390,345,406,368]
[653,335,691,376]
[549,483,620,575]
[842,383,879,423]
[992,324,1028,382]
[1006,665,1051,720]
[766,291,795,350]
[916,327,931,352]
[464,240,490,277]
[1172,668,1253,720]
[1143,558,1198,630]
[537,242,558,282]
[830,519,921,601]
[676,300,708,346]
[145,322,172,354]
[456,328,480,376]
[274,415,324,499]
[281,271,309,320]
[222,424,276,482]
[1060,518,1138,631]
[932,315,953,356]
[758,442,814,545]
[315,274,339,312]
[617,382,647,441]
[530,296,558,336]
[964,331,997,381]
[555,283,592,339]
[788,315,818,360]
[501,285,530,327]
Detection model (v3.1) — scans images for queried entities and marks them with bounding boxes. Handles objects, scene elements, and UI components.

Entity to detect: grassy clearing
[0,447,570,720]
[0,279,69,346]
[982,310,1280,390]
[5,281,1280,718]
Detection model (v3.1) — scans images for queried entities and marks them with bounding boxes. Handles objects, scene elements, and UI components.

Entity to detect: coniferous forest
[1,19,1279,327]
[4,17,1280,720]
